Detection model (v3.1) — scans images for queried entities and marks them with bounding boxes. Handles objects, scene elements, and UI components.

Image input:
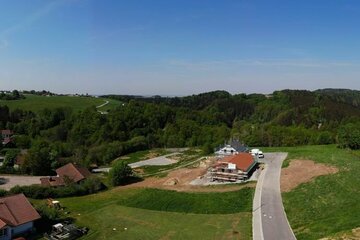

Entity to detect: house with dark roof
[214,139,248,156]
[40,163,92,187]
[210,153,257,182]
[0,194,41,240]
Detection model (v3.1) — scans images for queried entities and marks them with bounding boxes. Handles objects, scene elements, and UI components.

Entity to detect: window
[0,228,8,236]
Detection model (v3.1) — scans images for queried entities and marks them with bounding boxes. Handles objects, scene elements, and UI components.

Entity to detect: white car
[258,151,264,158]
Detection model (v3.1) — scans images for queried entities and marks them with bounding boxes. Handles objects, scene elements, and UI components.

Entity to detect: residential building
[210,153,257,182]
[40,163,91,187]
[0,194,41,240]
[214,139,248,156]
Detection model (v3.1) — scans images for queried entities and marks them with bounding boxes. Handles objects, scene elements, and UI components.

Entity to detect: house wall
[0,227,11,240]
[12,222,34,237]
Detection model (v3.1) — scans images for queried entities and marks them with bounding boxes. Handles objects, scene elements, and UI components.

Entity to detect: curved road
[253,152,296,240]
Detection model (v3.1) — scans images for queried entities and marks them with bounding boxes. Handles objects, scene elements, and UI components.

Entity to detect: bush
[8,176,105,199]
[109,161,133,186]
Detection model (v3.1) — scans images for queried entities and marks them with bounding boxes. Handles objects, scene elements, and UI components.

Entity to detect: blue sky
[1,0,360,95]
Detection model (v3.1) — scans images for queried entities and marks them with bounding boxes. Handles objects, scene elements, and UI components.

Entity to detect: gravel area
[0,175,43,190]
[128,153,179,168]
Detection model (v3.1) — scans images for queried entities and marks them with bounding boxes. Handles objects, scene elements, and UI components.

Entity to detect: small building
[210,153,257,182]
[215,139,248,156]
[40,163,92,187]
[1,130,14,147]
[0,194,41,240]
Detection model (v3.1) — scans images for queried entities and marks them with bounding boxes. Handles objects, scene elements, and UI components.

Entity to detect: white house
[0,194,41,240]
[215,139,248,156]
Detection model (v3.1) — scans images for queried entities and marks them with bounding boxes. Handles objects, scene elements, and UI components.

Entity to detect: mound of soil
[281,160,338,192]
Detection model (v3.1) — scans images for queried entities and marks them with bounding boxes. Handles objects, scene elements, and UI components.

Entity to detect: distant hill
[0,94,121,112]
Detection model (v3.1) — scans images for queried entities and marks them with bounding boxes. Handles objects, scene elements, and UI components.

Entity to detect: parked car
[258,151,264,158]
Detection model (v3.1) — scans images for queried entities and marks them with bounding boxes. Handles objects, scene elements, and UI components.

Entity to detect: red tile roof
[40,176,65,187]
[56,163,91,183]
[0,194,40,229]
[223,153,256,172]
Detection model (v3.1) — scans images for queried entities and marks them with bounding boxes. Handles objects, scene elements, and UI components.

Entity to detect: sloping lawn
[272,145,360,240]
[56,187,254,240]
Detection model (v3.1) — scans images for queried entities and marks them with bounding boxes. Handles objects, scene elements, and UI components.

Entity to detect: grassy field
[267,145,360,239]
[0,94,121,112]
[53,187,254,240]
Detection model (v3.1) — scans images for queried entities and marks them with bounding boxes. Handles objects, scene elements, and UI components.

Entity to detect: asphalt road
[253,152,296,240]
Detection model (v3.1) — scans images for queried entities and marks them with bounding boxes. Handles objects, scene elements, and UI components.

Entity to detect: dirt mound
[281,160,338,192]
[163,178,179,186]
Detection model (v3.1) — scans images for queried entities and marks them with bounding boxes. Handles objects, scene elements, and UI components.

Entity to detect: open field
[0,94,121,112]
[264,145,360,240]
[51,187,254,240]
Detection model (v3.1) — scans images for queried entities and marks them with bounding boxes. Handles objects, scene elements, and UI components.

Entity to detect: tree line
[1,89,360,176]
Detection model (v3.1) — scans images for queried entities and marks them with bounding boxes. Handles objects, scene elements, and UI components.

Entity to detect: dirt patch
[320,227,360,240]
[120,157,255,192]
[145,151,160,159]
[281,160,339,192]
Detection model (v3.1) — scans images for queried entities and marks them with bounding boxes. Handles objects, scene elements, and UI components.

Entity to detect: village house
[0,194,41,240]
[0,130,13,147]
[214,139,248,156]
[210,152,257,182]
[40,163,92,187]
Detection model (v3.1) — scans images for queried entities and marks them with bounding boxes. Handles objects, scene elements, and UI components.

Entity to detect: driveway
[0,175,43,190]
[253,153,296,240]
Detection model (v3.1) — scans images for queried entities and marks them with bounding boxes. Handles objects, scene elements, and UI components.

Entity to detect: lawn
[0,94,121,112]
[268,145,360,240]
[54,187,254,240]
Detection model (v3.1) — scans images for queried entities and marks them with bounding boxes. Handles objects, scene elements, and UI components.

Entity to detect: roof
[223,153,256,172]
[40,176,65,187]
[56,163,91,183]
[1,130,13,135]
[0,194,40,228]
[2,137,12,145]
[216,139,248,153]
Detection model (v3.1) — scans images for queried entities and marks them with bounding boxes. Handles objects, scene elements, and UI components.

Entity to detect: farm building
[210,153,257,182]
[214,139,248,156]
[0,194,41,240]
[40,163,91,187]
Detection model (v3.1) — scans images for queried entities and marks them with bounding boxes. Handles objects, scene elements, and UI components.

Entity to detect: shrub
[109,161,133,186]
[8,176,105,199]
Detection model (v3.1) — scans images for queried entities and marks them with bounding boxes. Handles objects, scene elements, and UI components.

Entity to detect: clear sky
[1,0,360,95]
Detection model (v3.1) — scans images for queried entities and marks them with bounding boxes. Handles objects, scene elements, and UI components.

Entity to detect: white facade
[215,145,239,156]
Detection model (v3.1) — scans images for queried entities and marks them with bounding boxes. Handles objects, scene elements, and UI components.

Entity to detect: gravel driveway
[0,175,43,190]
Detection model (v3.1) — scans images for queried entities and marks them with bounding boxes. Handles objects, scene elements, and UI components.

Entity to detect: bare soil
[121,158,256,192]
[281,159,339,192]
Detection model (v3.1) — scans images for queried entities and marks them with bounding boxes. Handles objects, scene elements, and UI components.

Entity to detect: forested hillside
[1,89,360,175]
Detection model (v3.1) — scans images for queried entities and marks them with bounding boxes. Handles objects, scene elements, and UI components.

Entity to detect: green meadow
[52,187,254,240]
[267,145,360,240]
[0,94,121,112]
